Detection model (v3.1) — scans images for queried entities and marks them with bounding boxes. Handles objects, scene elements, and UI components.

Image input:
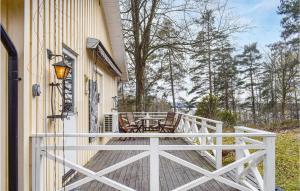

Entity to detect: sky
[228,0,282,51]
[177,0,283,102]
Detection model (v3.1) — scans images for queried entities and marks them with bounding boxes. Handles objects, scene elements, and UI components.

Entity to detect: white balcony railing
[31,112,276,191]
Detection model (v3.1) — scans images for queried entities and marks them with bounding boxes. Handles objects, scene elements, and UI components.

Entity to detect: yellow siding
[1,0,120,190]
[1,1,25,191]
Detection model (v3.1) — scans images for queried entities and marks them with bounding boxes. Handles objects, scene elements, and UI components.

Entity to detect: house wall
[1,0,119,190]
[1,1,25,191]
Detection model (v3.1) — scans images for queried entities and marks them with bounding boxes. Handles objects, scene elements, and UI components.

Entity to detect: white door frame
[95,68,104,132]
[62,47,78,173]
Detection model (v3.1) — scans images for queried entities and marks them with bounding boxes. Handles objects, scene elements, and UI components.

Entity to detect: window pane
[63,54,74,112]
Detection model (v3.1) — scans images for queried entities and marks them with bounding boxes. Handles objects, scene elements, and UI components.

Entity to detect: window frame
[62,47,77,114]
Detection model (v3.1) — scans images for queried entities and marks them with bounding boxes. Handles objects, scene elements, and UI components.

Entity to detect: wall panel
[2,0,120,190]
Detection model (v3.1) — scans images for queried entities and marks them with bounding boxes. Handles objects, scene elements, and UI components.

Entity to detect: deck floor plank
[68,138,259,191]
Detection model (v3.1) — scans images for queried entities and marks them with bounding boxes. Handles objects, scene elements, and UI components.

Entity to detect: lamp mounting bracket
[49,82,60,87]
[47,49,63,60]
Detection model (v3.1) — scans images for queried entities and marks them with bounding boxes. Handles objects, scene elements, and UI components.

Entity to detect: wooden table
[139,116,164,132]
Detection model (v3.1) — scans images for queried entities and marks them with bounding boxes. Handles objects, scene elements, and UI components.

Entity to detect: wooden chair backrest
[118,116,127,132]
[126,112,135,124]
[165,112,175,126]
[174,114,182,128]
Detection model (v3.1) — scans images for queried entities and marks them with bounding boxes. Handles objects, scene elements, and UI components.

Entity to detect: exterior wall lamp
[112,96,119,111]
[47,49,72,119]
[47,49,72,79]
[53,61,71,80]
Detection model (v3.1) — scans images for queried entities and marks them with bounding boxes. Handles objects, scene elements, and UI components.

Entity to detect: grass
[275,132,300,191]
[222,131,300,191]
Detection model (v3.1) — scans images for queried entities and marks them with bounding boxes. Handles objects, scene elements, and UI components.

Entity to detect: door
[63,116,77,172]
[62,48,77,173]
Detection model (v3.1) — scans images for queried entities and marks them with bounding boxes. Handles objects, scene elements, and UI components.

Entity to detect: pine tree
[214,39,237,111]
[236,43,262,124]
[190,9,224,117]
[277,0,300,45]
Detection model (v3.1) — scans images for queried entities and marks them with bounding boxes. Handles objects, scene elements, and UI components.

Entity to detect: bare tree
[120,0,206,111]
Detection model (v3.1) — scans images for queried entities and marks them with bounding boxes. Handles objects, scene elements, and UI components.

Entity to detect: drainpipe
[1,24,19,191]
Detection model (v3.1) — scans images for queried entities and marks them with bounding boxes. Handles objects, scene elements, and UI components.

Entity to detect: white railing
[31,126,276,191]
[119,112,223,168]
[234,126,276,191]
[176,113,223,169]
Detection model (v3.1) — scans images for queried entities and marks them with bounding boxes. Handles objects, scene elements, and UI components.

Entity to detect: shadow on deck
[67,138,255,191]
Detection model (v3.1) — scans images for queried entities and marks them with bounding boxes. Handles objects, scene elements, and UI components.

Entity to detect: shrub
[217,110,237,127]
[195,94,219,118]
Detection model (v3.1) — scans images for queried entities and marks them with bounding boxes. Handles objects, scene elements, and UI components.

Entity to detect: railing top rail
[118,112,168,114]
[31,132,276,138]
[234,126,276,135]
[118,111,223,124]
[177,112,223,124]
[117,112,223,124]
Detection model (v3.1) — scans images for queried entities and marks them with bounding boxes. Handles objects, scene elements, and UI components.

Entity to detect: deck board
[67,138,258,191]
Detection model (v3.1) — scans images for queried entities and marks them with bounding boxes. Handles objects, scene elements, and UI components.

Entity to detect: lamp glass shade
[53,61,71,79]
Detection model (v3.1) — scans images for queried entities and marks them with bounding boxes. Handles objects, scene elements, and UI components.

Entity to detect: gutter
[86,37,122,76]
[1,24,19,191]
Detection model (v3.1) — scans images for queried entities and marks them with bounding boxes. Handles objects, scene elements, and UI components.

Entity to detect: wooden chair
[126,112,140,126]
[119,116,137,133]
[160,114,182,133]
[152,112,175,132]
[157,112,176,132]
[118,116,137,140]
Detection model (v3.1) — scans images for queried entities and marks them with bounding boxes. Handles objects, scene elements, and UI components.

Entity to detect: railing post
[200,120,207,156]
[263,136,276,191]
[177,117,184,133]
[146,112,150,128]
[184,116,190,133]
[216,122,222,169]
[150,137,159,191]
[191,118,198,133]
[235,128,244,181]
[32,136,43,191]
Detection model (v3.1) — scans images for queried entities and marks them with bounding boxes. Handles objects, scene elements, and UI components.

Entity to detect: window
[63,53,75,113]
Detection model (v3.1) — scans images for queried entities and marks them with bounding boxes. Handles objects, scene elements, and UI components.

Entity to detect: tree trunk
[169,51,176,112]
[225,82,229,110]
[249,59,256,124]
[135,63,145,111]
[282,92,286,120]
[207,22,213,118]
[230,80,236,112]
[294,87,299,121]
[281,53,287,120]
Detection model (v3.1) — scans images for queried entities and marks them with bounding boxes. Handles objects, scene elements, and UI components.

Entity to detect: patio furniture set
[118,112,182,133]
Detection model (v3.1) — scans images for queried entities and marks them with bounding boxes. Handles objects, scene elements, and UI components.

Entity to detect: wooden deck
[67,138,257,191]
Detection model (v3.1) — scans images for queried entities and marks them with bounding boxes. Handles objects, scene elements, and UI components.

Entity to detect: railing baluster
[184,116,191,133]
[263,136,276,191]
[146,112,150,128]
[150,137,159,191]
[201,120,207,156]
[235,128,244,181]
[216,123,223,169]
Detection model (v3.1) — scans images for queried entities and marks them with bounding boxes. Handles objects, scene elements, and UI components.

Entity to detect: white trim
[32,132,276,138]
[150,138,159,191]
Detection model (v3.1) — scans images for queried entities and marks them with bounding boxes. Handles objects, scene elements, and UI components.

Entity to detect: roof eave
[101,0,128,82]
